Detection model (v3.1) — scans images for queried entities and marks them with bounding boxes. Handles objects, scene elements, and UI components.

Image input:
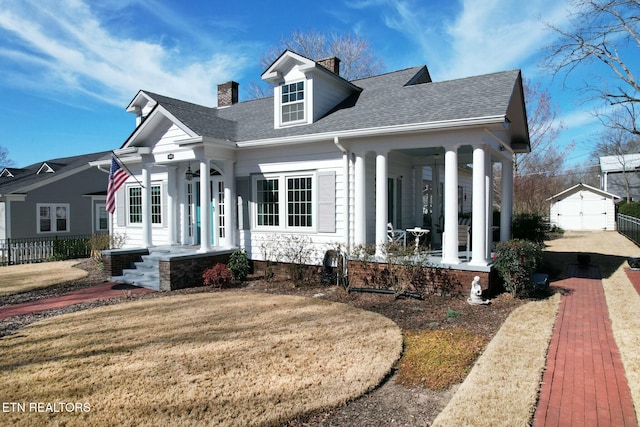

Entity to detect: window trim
[95,203,108,232]
[36,203,70,234]
[126,183,163,226]
[279,80,306,127]
[252,172,316,232]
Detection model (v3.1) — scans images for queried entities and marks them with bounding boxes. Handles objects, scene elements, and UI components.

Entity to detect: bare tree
[260,30,384,81]
[500,81,570,215]
[0,146,13,169]
[245,30,384,100]
[592,123,640,201]
[543,0,640,136]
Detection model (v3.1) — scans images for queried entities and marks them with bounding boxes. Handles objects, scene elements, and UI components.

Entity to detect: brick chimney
[217,81,239,107]
[317,57,341,75]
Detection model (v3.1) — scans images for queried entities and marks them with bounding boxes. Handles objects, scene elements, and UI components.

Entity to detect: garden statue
[467,276,489,305]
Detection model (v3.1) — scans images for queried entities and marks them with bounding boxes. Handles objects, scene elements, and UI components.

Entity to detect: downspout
[334,136,350,249]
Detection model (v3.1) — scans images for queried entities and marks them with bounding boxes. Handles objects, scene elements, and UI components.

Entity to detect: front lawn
[0,292,402,427]
[0,260,88,297]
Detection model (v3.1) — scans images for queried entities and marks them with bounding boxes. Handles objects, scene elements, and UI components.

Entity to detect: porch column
[141,163,152,248]
[198,159,211,253]
[485,153,493,257]
[375,151,388,256]
[167,166,177,245]
[354,152,366,246]
[442,146,460,264]
[500,156,514,242]
[470,145,488,266]
[224,159,236,247]
[432,163,441,246]
[414,166,423,227]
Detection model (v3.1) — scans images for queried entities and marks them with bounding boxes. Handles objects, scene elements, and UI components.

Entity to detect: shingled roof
[0,151,111,195]
[137,65,524,145]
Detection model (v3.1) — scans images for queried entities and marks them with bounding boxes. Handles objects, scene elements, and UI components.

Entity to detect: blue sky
[0,0,633,170]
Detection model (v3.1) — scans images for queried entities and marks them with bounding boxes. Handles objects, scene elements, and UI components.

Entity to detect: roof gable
[548,183,621,201]
[36,162,56,174]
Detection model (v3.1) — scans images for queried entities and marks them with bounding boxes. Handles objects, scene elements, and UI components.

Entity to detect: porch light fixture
[185,163,193,181]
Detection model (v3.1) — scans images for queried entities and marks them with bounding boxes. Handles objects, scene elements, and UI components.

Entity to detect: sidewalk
[533,264,637,427]
[0,282,154,321]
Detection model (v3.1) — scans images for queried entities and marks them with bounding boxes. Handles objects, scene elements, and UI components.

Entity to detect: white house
[92,50,530,289]
[548,183,620,231]
[600,153,640,202]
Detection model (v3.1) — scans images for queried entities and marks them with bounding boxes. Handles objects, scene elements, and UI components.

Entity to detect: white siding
[235,142,346,265]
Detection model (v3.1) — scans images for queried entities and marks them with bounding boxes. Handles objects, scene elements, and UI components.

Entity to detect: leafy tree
[543,0,640,137]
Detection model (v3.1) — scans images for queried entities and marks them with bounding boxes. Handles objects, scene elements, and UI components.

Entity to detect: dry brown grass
[0,291,402,427]
[0,260,88,296]
[432,293,560,427]
[396,328,489,390]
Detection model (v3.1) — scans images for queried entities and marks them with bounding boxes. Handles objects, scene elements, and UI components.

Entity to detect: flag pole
[111,150,145,188]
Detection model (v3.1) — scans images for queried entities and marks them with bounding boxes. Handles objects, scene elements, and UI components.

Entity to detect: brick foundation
[102,249,148,277]
[158,252,233,291]
[347,260,490,295]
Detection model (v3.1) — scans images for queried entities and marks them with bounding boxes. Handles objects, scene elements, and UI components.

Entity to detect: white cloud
[0,0,250,108]
[374,0,573,80]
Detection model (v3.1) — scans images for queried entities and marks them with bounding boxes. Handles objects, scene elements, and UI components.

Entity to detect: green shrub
[619,201,640,219]
[493,239,543,297]
[512,213,546,243]
[228,250,250,282]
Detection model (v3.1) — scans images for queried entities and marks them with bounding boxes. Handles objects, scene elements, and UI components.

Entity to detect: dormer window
[281,81,305,124]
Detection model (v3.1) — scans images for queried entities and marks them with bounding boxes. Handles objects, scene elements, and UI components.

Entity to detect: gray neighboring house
[600,153,640,202]
[0,151,111,240]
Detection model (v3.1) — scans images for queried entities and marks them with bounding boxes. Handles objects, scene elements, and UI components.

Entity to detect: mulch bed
[0,259,525,426]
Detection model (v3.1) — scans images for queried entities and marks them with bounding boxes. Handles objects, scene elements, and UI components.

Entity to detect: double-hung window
[128,184,162,225]
[281,81,305,124]
[254,173,314,230]
[287,176,312,227]
[256,178,279,227]
[37,203,69,233]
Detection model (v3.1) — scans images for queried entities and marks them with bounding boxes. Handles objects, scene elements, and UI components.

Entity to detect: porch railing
[617,214,640,246]
[0,234,97,266]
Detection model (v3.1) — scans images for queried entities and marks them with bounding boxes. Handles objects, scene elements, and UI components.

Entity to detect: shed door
[580,197,607,230]
[557,192,607,231]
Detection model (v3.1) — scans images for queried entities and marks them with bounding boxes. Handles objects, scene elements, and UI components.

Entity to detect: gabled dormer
[36,162,56,174]
[0,168,15,178]
[126,91,159,126]
[261,50,362,129]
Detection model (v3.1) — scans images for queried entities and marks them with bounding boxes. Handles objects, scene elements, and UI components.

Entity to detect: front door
[191,178,225,246]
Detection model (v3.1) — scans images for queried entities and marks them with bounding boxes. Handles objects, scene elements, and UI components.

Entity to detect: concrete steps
[113,247,188,290]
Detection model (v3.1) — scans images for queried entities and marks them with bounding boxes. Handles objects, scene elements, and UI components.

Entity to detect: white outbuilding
[548,183,620,231]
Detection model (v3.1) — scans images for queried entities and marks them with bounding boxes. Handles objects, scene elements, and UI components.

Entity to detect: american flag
[106,156,130,214]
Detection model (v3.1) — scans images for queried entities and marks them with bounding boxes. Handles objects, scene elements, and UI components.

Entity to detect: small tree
[493,239,543,297]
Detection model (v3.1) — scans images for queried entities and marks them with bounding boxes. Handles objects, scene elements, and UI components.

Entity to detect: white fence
[0,235,94,266]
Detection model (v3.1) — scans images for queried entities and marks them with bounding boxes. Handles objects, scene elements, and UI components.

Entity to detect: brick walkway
[0,282,154,321]
[533,264,637,427]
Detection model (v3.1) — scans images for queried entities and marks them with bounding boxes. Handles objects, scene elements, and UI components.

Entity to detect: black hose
[347,287,423,300]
